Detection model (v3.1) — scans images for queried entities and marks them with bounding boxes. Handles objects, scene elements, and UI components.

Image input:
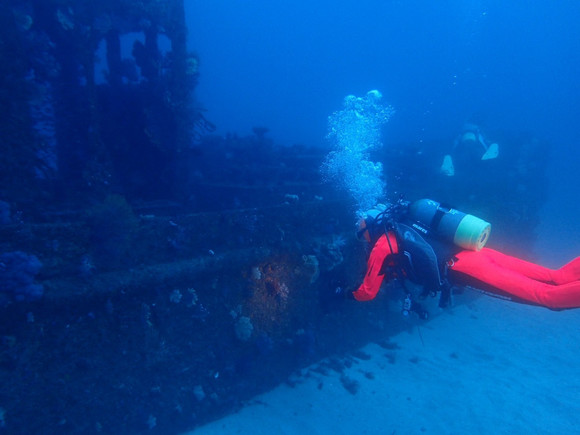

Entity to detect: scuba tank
[407,199,491,251]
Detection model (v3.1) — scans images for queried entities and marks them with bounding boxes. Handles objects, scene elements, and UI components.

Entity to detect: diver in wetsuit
[347,199,580,316]
[440,123,499,177]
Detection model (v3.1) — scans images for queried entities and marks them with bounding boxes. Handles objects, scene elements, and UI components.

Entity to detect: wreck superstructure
[1,0,202,209]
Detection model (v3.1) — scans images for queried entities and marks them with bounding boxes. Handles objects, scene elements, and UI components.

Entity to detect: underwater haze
[187,0,579,147]
[187,0,580,263]
[2,1,580,433]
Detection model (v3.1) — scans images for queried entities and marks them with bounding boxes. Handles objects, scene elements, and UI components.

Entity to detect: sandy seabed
[189,293,580,435]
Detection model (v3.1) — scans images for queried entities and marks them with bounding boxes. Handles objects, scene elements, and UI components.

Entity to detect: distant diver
[440,123,499,177]
[339,198,580,317]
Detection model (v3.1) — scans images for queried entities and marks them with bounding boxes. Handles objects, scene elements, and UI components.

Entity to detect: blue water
[187,0,580,262]
[188,1,579,147]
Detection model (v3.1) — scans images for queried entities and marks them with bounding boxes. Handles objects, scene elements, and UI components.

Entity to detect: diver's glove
[412,301,429,320]
[403,295,429,319]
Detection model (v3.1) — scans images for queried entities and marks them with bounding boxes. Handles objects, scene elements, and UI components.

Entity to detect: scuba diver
[440,123,499,177]
[345,198,580,318]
